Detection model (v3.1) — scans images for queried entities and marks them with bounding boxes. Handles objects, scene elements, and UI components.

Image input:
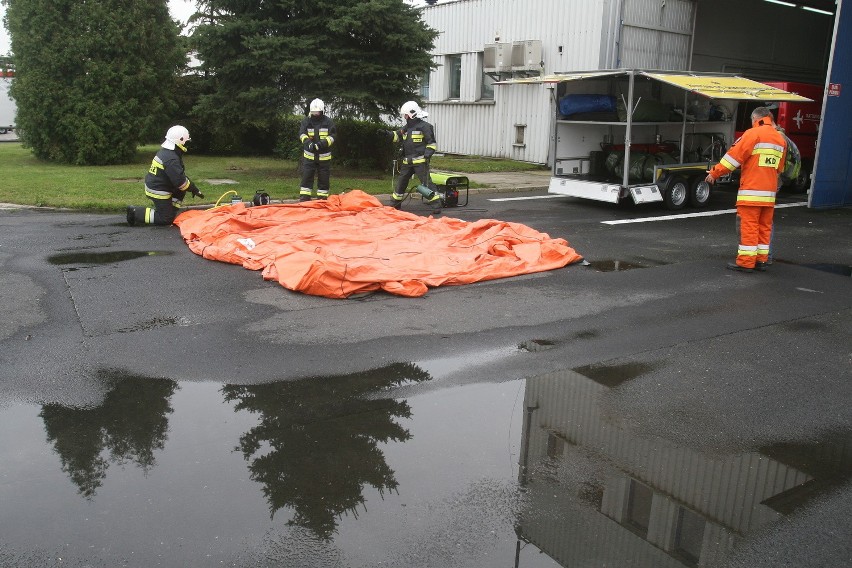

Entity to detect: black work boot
[726,262,754,273]
[126,206,147,226]
[755,262,767,271]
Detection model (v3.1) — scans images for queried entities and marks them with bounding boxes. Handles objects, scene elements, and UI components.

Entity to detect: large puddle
[1,362,849,567]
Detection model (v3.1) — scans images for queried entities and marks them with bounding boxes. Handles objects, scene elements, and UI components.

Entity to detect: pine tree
[191,0,437,132]
[5,0,186,164]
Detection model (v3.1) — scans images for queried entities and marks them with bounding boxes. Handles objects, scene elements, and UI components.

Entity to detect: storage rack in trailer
[501,70,813,210]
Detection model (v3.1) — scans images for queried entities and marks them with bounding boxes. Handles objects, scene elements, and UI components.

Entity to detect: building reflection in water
[516,368,852,568]
[221,362,431,540]
[39,371,178,499]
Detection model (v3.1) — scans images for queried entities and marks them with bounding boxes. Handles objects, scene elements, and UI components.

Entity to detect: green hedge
[274,116,397,170]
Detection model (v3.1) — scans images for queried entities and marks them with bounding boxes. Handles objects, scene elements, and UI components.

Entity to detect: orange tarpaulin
[174,190,582,298]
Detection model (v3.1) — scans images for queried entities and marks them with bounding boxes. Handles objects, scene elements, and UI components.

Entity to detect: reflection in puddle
[40,371,178,498]
[222,363,430,540]
[47,250,173,265]
[571,361,659,388]
[776,259,852,277]
[0,366,552,567]
[519,339,556,352]
[517,369,852,568]
[1,361,849,567]
[582,259,666,272]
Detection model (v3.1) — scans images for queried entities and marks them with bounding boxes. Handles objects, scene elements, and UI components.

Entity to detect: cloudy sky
[1,1,201,56]
[1,0,427,57]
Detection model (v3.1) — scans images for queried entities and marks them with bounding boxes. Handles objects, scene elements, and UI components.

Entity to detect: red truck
[735,81,823,192]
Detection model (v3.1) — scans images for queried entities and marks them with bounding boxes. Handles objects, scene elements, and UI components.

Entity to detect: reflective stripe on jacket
[144,148,191,199]
[392,118,437,166]
[709,118,786,207]
[299,114,337,161]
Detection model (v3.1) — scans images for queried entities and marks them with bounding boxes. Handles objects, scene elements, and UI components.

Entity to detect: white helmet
[400,100,427,120]
[309,98,325,113]
[162,125,190,150]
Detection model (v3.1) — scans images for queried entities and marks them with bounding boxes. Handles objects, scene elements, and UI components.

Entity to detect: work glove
[188,182,204,199]
[311,142,321,152]
[303,139,314,151]
[377,129,393,139]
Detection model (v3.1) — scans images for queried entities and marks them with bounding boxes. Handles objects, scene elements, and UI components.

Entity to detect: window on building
[447,54,462,99]
[419,72,430,100]
[514,124,526,147]
[546,432,564,459]
[625,479,653,537]
[673,507,706,567]
[479,53,494,100]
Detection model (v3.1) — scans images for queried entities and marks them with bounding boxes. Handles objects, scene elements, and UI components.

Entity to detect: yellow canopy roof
[642,72,814,102]
[496,69,814,102]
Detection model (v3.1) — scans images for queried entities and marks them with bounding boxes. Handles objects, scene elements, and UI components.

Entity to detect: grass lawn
[0,143,547,211]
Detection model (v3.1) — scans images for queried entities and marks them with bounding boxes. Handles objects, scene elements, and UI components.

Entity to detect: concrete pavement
[452,169,552,192]
[0,184,850,568]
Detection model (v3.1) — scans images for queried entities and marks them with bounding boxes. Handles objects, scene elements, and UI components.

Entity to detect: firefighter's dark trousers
[394,163,437,197]
[128,194,184,226]
[300,159,331,201]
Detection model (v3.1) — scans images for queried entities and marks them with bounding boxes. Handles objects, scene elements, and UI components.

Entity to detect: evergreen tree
[191,0,437,135]
[5,0,186,164]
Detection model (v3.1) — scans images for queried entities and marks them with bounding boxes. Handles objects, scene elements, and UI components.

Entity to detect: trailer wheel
[662,175,688,210]
[689,177,711,208]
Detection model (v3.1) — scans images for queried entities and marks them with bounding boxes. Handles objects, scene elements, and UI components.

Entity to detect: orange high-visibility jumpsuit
[708,116,786,269]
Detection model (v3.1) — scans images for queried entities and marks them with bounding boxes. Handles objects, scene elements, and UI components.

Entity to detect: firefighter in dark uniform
[127,125,204,226]
[298,98,337,202]
[378,101,442,212]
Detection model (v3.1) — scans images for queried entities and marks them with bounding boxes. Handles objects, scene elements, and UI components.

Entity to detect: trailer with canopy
[499,69,813,209]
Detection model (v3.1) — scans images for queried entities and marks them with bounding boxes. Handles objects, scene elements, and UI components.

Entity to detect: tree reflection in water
[39,371,178,499]
[222,362,431,541]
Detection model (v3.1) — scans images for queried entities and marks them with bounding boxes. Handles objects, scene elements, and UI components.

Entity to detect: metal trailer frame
[503,69,813,210]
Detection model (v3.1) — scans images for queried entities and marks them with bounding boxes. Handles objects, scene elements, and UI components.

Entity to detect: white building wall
[421,0,697,163]
[422,0,617,164]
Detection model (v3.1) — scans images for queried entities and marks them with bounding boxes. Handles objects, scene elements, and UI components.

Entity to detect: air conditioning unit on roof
[511,40,542,72]
[484,43,512,73]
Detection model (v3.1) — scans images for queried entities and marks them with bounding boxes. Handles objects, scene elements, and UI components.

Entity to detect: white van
[0,74,16,134]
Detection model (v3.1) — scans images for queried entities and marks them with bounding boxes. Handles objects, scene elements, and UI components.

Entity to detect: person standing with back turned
[705,106,786,273]
[298,98,336,202]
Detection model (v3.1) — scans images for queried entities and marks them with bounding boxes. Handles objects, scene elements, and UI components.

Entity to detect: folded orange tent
[174,190,582,298]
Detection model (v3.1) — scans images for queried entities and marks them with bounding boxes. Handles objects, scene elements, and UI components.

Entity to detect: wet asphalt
[0,184,850,568]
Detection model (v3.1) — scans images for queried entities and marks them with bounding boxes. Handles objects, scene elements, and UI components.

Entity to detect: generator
[429,172,469,207]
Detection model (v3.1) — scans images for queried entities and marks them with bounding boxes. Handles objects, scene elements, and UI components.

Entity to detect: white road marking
[601,202,807,225]
[488,195,566,202]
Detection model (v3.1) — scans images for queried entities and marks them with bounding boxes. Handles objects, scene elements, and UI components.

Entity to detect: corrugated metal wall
[618,0,695,69]
[421,0,697,163]
[422,0,614,163]
[691,0,833,83]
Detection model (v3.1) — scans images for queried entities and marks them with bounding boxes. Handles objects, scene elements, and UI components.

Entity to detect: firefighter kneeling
[127,125,204,226]
[378,101,442,213]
